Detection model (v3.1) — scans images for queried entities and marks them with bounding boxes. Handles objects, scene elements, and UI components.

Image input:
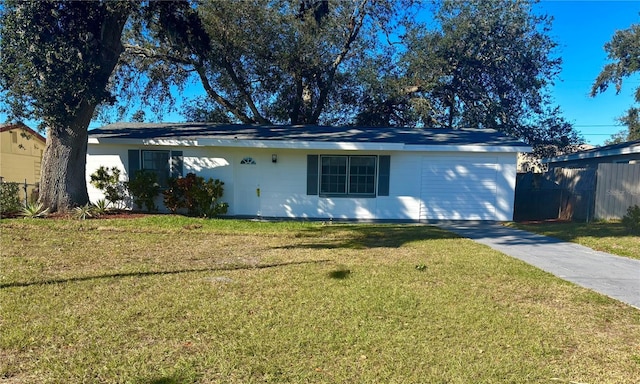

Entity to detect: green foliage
[622,205,640,234]
[89,166,126,208]
[0,1,136,212]
[386,0,581,154]
[116,0,406,125]
[163,173,228,217]
[618,107,640,142]
[125,170,161,212]
[91,199,110,216]
[592,23,640,142]
[20,202,50,218]
[0,182,22,217]
[73,204,94,220]
[0,1,134,127]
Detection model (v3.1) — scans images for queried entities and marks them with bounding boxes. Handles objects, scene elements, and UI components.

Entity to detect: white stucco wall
[86,144,518,221]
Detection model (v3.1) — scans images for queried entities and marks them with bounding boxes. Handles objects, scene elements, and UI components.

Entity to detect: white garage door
[419,156,499,220]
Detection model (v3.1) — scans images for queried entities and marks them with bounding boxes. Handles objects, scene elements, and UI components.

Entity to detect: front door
[235,156,261,216]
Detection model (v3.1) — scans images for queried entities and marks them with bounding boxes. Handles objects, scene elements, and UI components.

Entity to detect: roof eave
[88,137,530,152]
[542,145,640,164]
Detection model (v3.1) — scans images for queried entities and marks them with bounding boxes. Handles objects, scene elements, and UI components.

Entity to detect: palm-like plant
[20,202,50,218]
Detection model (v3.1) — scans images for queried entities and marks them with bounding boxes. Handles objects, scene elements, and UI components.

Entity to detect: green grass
[1,217,640,383]
[508,221,640,260]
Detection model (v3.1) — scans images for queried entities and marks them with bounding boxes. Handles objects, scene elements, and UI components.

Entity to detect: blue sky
[534,0,640,145]
[2,1,639,146]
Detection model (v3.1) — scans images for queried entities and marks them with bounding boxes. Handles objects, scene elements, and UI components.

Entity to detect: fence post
[23,179,28,206]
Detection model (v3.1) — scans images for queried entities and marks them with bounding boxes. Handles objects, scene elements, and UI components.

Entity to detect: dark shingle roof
[542,139,640,163]
[88,122,530,148]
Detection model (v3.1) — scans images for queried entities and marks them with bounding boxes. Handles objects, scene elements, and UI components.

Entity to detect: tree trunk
[37,5,131,213]
[39,102,94,212]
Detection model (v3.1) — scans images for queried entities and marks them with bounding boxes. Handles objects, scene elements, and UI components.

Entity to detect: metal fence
[594,163,640,220]
[514,164,639,222]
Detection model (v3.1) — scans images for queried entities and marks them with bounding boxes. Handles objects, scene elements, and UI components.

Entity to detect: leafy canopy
[592,22,640,142]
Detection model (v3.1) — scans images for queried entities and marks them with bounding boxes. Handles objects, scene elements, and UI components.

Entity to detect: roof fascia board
[403,144,531,153]
[88,137,530,153]
[542,145,640,164]
[196,139,405,150]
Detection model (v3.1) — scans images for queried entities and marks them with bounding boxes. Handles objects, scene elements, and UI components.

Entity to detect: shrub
[163,173,228,217]
[90,166,126,208]
[91,199,109,216]
[73,204,94,220]
[125,170,161,212]
[621,205,640,234]
[20,202,49,218]
[0,182,22,217]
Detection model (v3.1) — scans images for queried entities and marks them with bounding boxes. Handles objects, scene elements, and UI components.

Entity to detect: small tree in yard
[89,166,126,209]
[125,170,161,213]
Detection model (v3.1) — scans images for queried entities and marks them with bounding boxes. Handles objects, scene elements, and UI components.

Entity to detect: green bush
[91,199,109,216]
[73,204,94,220]
[621,205,640,234]
[125,170,161,212]
[0,182,22,217]
[90,166,126,208]
[163,173,228,218]
[20,202,49,218]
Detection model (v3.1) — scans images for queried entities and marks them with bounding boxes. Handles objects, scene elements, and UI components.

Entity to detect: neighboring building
[542,139,640,168]
[0,122,46,202]
[518,144,595,173]
[87,123,531,221]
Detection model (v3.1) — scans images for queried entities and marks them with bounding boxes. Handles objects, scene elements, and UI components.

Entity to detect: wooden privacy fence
[514,163,640,222]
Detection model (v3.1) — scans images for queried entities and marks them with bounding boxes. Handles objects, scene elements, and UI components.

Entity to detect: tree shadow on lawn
[0,259,329,290]
[276,224,460,250]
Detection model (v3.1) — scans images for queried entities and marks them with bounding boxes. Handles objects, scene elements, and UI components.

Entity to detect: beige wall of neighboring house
[0,123,46,202]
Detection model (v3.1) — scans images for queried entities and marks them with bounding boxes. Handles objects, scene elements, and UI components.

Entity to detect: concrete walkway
[434,222,640,309]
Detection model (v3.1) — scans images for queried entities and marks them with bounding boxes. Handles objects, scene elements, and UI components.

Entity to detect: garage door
[419,156,499,220]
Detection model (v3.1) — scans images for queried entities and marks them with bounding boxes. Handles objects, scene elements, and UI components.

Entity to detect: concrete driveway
[434,222,640,309]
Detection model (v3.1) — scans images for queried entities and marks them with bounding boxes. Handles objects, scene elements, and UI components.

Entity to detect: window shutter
[170,151,183,179]
[128,150,140,180]
[307,155,319,195]
[377,155,390,196]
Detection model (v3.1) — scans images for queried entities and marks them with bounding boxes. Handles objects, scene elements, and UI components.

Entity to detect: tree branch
[311,0,369,123]
[220,57,270,124]
[194,61,256,124]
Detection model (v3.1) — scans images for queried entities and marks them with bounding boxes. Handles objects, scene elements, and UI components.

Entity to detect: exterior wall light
[272,154,277,163]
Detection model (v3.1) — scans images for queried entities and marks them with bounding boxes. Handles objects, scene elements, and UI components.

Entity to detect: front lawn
[1,217,639,383]
[509,221,640,260]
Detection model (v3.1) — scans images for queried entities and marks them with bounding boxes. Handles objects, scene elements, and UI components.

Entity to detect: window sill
[319,194,377,199]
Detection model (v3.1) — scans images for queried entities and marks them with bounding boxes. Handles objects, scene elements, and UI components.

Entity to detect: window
[128,149,183,187]
[142,150,170,186]
[320,156,376,196]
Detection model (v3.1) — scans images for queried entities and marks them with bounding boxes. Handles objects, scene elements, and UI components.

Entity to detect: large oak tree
[118,0,405,126]
[0,1,134,211]
[356,0,581,154]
